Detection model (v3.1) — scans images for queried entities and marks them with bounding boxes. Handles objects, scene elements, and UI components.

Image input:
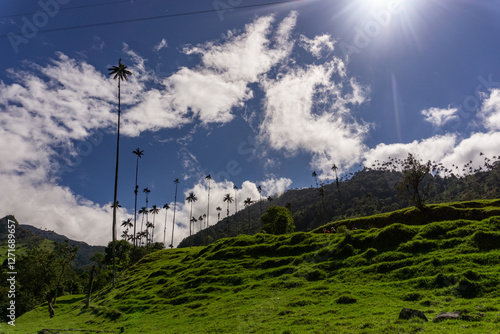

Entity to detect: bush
[261,206,295,235]
[336,295,357,304]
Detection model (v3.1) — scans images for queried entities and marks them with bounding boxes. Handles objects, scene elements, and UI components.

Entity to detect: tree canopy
[260,206,295,235]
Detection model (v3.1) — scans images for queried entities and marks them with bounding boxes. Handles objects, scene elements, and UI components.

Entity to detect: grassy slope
[3,199,500,333]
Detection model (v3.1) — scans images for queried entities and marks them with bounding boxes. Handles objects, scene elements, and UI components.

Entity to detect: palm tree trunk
[133,157,139,247]
[111,77,121,288]
[152,213,156,244]
[171,182,178,248]
[207,181,210,227]
[163,210,168,247]
[189,203,193,236]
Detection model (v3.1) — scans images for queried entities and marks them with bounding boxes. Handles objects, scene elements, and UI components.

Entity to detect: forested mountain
[0,215,104,268]
[179,163,500,248]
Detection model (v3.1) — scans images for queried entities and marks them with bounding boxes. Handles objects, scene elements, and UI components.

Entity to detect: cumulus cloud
[0,53,117,178]
[0,53,137,245]
[259,60,369,178]
[0,13,301,245]
[121,12,298,135]
[421,107,459,127]
[364,131,500,174]
[479,88,500,130]
[364,134,458,167]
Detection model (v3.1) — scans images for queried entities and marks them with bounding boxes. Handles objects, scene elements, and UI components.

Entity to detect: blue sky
[1,0,500,246]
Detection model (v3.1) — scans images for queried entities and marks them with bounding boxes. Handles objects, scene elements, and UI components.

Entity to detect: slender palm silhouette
[267,196,274,209]
[216,206,222,222]
[143,187,151,217]
[121,229,129,240]
[121,218,133,243]
[198,215,204,232]
[138,206,147,246]
[257,185,263,216]
[205,175,212,227]
[186,192,198,237]
[163,204,170,248]
[223,193,234,218]
[150,205,160,245]
[190,217,198,237]
[108,58,131,287]
[331,163,343,217]
[171,179,179,248]
[132,148,144,246]
[244,197,253,230]
[233,185,238,215]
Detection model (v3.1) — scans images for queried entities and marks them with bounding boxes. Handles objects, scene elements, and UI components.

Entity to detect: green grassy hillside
[3,200,500,333]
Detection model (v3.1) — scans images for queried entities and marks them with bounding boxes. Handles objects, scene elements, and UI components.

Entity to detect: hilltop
[6,199,500,333]
[0,215,105,268]
[180,165,500,247]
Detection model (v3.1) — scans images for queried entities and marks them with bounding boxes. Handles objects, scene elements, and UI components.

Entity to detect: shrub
[455,277,481,298]
[261,206,295,235]
[402,292,423,301]
[336,295,357,304]
[473,231,500,250]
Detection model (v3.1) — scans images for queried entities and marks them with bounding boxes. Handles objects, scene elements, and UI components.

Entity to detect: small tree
[260,206,295,235]
[396,153,432,210]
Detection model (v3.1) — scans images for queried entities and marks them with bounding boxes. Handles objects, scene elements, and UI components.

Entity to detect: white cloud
[440,132,500,171]
[121,12,298,135]
[0,13,302,246]
[0,53,138,245]
[479,88,500,131]
[363,131,500,175]
[153,38,168,52]
[259,60,369,178]
[0,53,116,179]
[299,34,336,58]
[364,134,458,167]
[421,107,458,127]
[260,177,292,196]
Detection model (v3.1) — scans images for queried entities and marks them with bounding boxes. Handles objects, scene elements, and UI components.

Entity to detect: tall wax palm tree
[223,193,234,218]
[163,204,169,248]
[121,218,133,229]
[190,217,197,238]
[331,163,343,217]
[143,187,151,238]
[198,215,203,232]
[138,206,147,246]
[257,185,263,216]
[108,58,131,287]
[203,214,207,229]
[244,197,253,230]
[132,148,144,246]
[216,206,222,222]
[233,185,238,215]
[205,175,212,227]
[186,192,198,236]
[312,171,319,188]
[267,196,274,209]
[145,221,154,244]
[121,229,129,240]
[150,205,160,245]
[121,218,133,243]
[171,179,179,248]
